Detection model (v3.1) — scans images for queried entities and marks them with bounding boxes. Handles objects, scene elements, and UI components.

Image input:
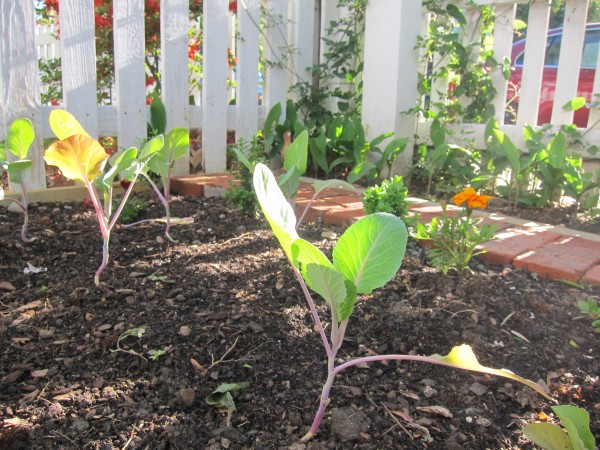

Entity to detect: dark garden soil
[1,194,599,450]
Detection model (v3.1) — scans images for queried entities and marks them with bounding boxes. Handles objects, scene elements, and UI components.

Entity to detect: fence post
[0,1,47,191]
[113,0,146,152]
[59,0,99,138]
[288,0,316,100]
[262,0,289,115]
[161,0,190,176]
[236,0,261,141]
[362,0,422,177]
[202,0,229,173]
[491,3,516,125]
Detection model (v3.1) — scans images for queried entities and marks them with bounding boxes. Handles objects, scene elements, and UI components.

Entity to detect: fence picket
[0,1,46,191]
[491,3,516,124]
[236,0,261,141]
[113,0,146,152]
[262,0,289,115]
[59,0,99,138]
[202,0,229,173]
[161,0,190,176]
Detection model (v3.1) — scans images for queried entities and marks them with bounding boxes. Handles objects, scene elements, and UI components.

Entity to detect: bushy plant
[363,175,411,219]
[414,187,497,274]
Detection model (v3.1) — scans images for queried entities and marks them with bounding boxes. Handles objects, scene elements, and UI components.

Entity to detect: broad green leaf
[49,110,91,140]
[149,96,167,135]
[44,135,108,184]
[139,135,165,160]
[347,160,375,184]
[6,160,33,184]
[552,405,595,450]
[548,132,567,169]
[431,344,553,401]
[446,4,466,25]
[492,128,521,174]
[7,118,34,159]
[283,130,308,175]
[278,166,301,200]
[101,147,138,189]
[430,119,445,148]
[232,147,253,171]
[205,382,249,411]
[333,213,407,294]
[165,128,189,161]
[253,163,298,261]
[563,97,587,111]
[263,102,282,142]
[311,179,359,196]
[523,423,573,450]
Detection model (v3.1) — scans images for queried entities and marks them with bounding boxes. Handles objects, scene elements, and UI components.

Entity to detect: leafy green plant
[226,135,268,215]
[205,382,249,411]
[0,118,36,242]
[363,176,413,223]
[110,327,147,361]
[253,163,551,441]
[414,188,496,274]
[523,405,595,450]
[116,197,148,224]
[577,297,600,333]
[44,110,163,285]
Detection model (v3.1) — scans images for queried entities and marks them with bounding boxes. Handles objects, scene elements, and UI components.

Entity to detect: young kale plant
[363,175,415,227]
[43,110,163,285]
[0,118,36,242]
[253,163,552,441]
[123,96,190,242]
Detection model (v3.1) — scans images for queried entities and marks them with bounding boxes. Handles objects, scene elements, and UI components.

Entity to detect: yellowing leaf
[44,135,108,184]
[49,110,91,140]
[431,344,553,401]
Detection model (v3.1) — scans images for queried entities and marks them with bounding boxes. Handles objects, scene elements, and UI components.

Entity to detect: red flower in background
[188,40,200,60]
[229,1,237,14]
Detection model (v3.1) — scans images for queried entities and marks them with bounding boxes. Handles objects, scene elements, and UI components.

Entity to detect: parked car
[508,23,600,127]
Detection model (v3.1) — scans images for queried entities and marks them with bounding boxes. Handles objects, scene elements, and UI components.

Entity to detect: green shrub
[363,176,411,220]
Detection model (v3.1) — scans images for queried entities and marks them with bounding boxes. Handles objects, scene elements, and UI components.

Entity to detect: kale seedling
[110,327,147,361]
[0,118,36,242]
[577,297,600,333]
[43,110,163,285]
[253,163,552,441]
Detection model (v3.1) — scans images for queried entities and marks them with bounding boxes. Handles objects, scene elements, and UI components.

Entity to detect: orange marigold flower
[453,187,492,209]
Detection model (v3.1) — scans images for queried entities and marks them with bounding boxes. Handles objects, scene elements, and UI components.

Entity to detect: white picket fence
[1,0,598,195]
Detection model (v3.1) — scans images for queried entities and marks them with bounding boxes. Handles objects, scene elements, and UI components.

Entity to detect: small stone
[423,385,437,398]
[180,388,195,407]
[179,325,191,336]
[248,322,263,333]
[321,230,337,239]
[156,236,165,244]
[0,281,16,292]
[469,382,488,396]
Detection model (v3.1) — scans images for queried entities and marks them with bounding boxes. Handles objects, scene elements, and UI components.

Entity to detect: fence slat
[551,0,588,125]
[362,0,422,176]
[0,1,46,190]
[113,0,146,152]
[288,0,315,101]
[60,0,99,138]
[161,0,190,176]
[202,0,229,173]
[262,0,289,114]
[236,0,261,141]
[491,3,515,124]
[516,1,550,126]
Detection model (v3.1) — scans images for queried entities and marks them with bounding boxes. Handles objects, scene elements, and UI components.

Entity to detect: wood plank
[236,0,260,141]
[59,0,99,138]
[0,1,47,191]
[202,0,229,172]
[262,0,289,114]
[516,1,550,126]
[287,0,315,101]
[113,0,147,151]
[490,3,515,124]
[161,0,190,175]
[551,0,588,125]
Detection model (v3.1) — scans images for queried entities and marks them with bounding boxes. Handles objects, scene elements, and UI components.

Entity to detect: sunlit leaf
[253,163,298,261]
[49,110,91,140]
[44,135,108,184]
[310,179,359,196]
[149,96,167,136]
[513,19,527,30]
[553,405,595,450]
[101,147,138,189]
[431,344,553,401]
[333,213,407,294]
[492,128,521,174]
[563,97,587,112]
[6,118,34,159]
[548,132,567,169]
[523,423,574,450]
[283,129,308,175]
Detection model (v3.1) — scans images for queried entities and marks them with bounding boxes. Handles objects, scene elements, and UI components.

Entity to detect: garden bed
[1,194,599,449]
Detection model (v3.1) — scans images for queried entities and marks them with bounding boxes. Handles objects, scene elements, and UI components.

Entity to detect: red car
[508,23,600,127]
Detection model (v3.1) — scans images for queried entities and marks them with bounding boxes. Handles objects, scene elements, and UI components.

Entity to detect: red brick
[513,237,600,283]
[323,204,365,227]
[477,227,562,265]
[581,265,600,287]
[171,173,233,197]
[409,205,459,223]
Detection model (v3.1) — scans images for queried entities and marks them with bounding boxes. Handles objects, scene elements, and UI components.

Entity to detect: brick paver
[171,173,600,286]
